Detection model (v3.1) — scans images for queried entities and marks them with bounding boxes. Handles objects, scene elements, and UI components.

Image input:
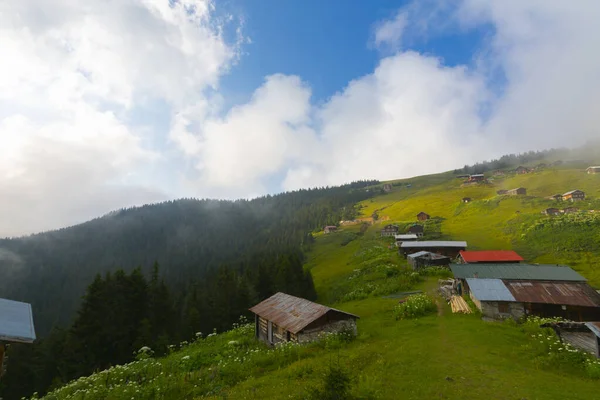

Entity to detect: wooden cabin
[249,293,358,345]
[323,226,337,234]
[467,174,485,183]
[380,224,399,237]
[586,166,600,174]
[407,251,450,270]
[507,187,527,196]
[417,212,430,221]
[515,166,530,174]
[406,225,424,237]
[562,190,585,202]
[400,241,467,258]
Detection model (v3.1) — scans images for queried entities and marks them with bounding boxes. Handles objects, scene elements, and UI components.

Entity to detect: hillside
[18,163,600,400]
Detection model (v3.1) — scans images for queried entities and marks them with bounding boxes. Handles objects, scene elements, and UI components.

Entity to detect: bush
[419,266,452,278]
[308,363,354,400]
[392,294,437,320]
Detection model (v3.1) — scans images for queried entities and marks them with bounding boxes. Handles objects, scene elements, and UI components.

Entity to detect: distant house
[400,241,467,259]
[515,166,530,174]
[468,174,485,183]
[587,166,600,174]
[547,194,563,201]
[417,212,430,221]
[249,292,359,345]
[407,251,450,270]
[450,264,600,321]
[493,170,505,177]
[457,250,523,264]
[563,207,579,214]
[543,208,561,216]
[507,187,527,196]
[323,226,337,234]
[563,190,585,202]
[383,184,392,193]
[394,234,418,247]
[407,225,424,238]
[380,224,399,237]
[462,197,472,203]
[496,189,508,195]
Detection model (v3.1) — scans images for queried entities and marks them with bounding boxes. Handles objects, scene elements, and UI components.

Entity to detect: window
[498,302,509,313]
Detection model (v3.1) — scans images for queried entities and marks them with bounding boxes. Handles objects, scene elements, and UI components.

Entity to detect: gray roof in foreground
[395,234,418,240]
[466,278,516,301]
[451,263,586,281]
[407,251,433,258]
[0,298,36,343]
[401,241,467,248]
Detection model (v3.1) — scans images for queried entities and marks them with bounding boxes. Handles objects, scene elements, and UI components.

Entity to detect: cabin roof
[0,298,36,343]
[459,250,524,263]
[394,234,418,240]
[466,278,516,302]
[249,292,359,334]
[450,264,585,281]
[563,190,584,196]
[401,241,467,248]
[505,281,600,307]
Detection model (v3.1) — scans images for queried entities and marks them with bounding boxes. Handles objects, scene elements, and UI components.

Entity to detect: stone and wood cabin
[543,208,561,216]
[323,226,337,234]
[450,264,600,321]
[407,251,450,270]
[562,190,585,202]
[406,225,424,237]
[467,174,485,183]
[380,224,399,237]
[457,250,523,264]
[586,166,600,174]
[249,292,359,345]
[507,187,527,196]
[400,241,467,259]
[417,212,430,221]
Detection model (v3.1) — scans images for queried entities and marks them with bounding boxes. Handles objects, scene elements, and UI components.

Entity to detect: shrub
[392,294,437,320]
[419,266,452,278]
[308,363,354,400]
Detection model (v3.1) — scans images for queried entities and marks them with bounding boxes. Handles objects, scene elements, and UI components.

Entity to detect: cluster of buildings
[546,190,586,202]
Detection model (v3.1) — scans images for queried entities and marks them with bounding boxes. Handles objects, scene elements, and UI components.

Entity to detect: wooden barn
[406,225,424,237]
[450,264,600,321]
[407,251,450,270]
[467,174,485,183]
[457,250,523,264]
[507,187,527,196]
[400,241,467,258]
[562,190,585,202]
[0,298,36,378]
[323,226,337,234]
[380,224,399,237]
[249,293,359,345]
[586,166,600,174]
[417,212,430,221]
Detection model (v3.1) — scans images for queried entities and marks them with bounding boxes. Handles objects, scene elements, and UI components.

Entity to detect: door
[267,321,273,344]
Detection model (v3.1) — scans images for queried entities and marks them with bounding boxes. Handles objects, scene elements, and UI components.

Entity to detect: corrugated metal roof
[249,292,359,334]
[407,251,432,258]
[459,250,524,263]
[0,298,36,343]
[466,278,516,301]
[450,264,586,281]
[584,322,600,337]
[505,281,600,307]
[401,241,467,248]
[563,190,584,196]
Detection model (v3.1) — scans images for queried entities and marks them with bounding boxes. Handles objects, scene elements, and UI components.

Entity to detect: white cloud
[374,11,407,50]
[0,0,240,236]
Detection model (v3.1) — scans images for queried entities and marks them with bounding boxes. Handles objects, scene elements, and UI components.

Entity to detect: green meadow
[34,166,600,400]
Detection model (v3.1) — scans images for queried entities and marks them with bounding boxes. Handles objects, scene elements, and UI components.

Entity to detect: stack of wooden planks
[450,295,472,314]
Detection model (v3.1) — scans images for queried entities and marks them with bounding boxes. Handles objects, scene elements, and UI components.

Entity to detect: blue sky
[1,0,599,235]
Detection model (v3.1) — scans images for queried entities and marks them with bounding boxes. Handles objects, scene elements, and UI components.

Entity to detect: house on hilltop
[586,166,600,174]
[457,250,523,264]
[468,174,485,183]
[515,166,530,174]
[417,212,430,221]
[407,225,424,237]
[507,187,527,196]
[250,292,359,345]
[493,170,505,177]
[381,224,399,237]
[563,190,585,202]
[450,264,600,321]
[383,184,392,192]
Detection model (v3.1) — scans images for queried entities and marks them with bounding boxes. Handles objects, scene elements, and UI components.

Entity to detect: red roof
[459,250,524,263]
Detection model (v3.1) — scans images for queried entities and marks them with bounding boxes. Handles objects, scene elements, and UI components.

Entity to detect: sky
[1,0,600,236]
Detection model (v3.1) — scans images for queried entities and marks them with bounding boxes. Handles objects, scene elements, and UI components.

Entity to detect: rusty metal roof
[504,281,600,307]
[249,292,359,334]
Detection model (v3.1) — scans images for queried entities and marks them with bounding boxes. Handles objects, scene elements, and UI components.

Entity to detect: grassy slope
[37,167,600,400]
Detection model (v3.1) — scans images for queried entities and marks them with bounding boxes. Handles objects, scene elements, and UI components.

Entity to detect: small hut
[417,212,430,221]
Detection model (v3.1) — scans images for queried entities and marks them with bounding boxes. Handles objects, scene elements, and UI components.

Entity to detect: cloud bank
[2,0,600,235]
